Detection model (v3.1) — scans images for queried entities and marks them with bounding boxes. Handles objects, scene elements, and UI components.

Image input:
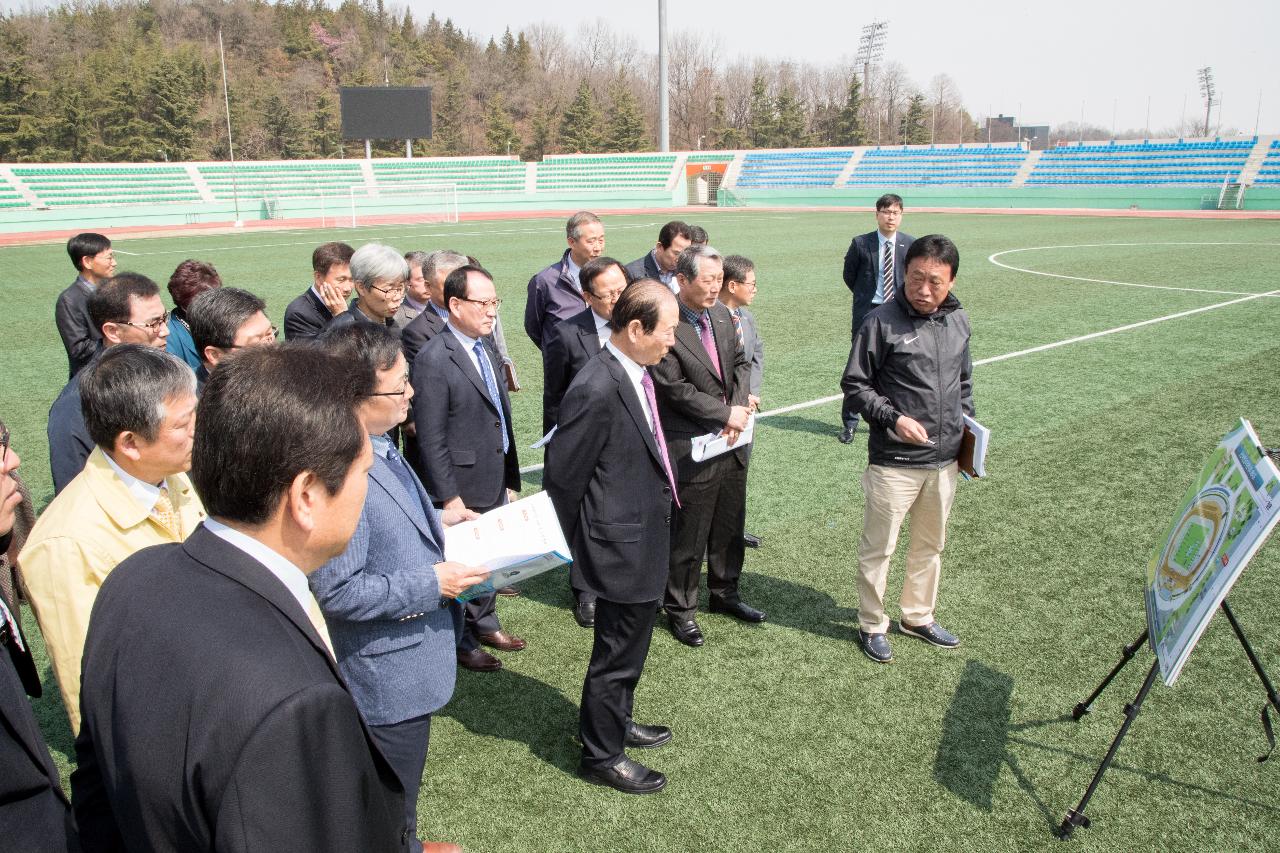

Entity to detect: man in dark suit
[312,325,479,853]
[55,232,115,379]
[71,344,408,853]
[48,273,171,495]
[623,221,691,294]
[652,246,766,648]
[412,264,526,671]
[839,193,914,443]
[546,281,681,795]
[282,241,354,341]
[542,256,630,628]
[524,211,605,351]
[0,422,80,851]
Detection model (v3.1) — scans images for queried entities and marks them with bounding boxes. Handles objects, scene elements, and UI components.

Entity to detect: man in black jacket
[841,234,973,664]
[56,232,115,379]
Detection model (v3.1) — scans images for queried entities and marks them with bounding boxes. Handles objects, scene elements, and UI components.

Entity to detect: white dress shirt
[102,450,163,514]
[203,518,315,620]
[605,340,653,431]
[874,230,897,304]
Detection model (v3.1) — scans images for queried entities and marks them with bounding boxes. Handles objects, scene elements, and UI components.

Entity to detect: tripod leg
[1059,659,1160,839]
[1220,601,1280,760]
[1072,630,1149,720]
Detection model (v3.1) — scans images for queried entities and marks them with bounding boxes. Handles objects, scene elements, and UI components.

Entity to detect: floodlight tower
[658,0,669,152]
[855,21,888,144]
[1197,66,1217,138]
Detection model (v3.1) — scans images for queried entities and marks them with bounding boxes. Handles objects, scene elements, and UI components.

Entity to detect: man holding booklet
[841,235,974,664]
[547,281,683,795]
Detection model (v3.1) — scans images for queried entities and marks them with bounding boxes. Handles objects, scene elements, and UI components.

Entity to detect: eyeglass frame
[366,371,411,398]
[364,280,408,298]
[224,326,279,349]
[115,311,171,332]
[456,296,503,310]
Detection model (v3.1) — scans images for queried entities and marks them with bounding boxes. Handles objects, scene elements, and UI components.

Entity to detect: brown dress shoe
[478,630,526,652]
[456,648,502,672]
[422,842,462,853]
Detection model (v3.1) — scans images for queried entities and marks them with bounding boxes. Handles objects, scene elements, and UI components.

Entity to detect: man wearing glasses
[186,287,277,392]
[22,346,205,734]
[48,273,172,495]
[412,265,526,672]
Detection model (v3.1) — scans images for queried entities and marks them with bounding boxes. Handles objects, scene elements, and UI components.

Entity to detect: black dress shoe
[838,425,856,444]
[743,532,763,548]
[578,757,667,794]
[573,598,596,628]
[495,585,520,597]
[898,620,960,648]
[624,721,673,749]
[668,615,704,647]
[709,599,767,623]
[456,648,502,672]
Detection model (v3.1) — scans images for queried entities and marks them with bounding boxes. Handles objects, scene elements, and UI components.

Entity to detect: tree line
[0,0,987,164]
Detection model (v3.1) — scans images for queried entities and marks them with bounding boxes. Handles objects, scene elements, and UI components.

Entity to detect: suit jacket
[411,329,520,508]
[546,351,672,604]
[732,305,765,397]
[400,307,447,371]
[842,230,914,328]
[71,526,405,852]
[392,301,423,330]
[55,277,101,379]
[541,307,604,433]
[326,301,399,335]
[47,372,94,495]
[524,250,587,351]
[650,302,751,483]
[283,287,334,341]
[309,444,458,727]
[0,534,79,852]
[19,448,205,732]
[623,251,662,284]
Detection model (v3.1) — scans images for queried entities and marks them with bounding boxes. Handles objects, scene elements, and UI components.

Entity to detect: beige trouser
[856,462,959,633]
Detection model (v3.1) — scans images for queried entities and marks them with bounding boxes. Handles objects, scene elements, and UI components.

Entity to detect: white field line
[988,242,1280,298]
[517,286,1280,475]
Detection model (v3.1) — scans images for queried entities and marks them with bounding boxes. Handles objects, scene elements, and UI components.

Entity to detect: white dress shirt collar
[203,518,314,619]
[565,255,583,294]
[102,450,164,514]
[605,340,653,430]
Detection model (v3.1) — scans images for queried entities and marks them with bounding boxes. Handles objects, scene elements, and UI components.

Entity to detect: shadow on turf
[759,414,844,440]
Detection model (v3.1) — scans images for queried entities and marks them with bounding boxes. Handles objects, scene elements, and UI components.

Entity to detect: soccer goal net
[347,182,460,227]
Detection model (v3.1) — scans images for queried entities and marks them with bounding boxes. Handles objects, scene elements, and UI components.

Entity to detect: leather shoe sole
[478,630,527,652]
[578,758,667,794]
[899,620,960,648]
[668,616,704,647]
[456,649,502,672]
[495,585,520,597]
[709,600,767,623]
[625,722,673,749]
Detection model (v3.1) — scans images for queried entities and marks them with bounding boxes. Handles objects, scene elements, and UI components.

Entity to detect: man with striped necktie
[840,194,914,444]
[20,345,206,734]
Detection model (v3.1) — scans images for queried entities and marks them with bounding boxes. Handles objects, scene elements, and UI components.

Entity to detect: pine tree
[833,77,865,146]
[603,78,646,152]
[899,93,929,145]
[312,93,341,158]
[746,76,776,149]
[147,57,200,161]
[263,93,304,159]
[773,87,808,148]
[559,80,602,153]
[432,73,466,155]
[708,94,746,150]
[484,93,520,155]
[522,103,555,161]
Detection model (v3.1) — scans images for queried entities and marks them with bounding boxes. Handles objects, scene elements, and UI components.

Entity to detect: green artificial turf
[4,210,1279,850]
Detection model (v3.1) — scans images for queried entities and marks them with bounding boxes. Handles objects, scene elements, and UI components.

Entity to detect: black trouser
[580,598,659,768]
[842,309,870,431]
[368,713,432,853]
[665,457,747,619]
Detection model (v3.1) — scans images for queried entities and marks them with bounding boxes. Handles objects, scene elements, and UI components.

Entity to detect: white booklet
[959,414,990,478]
[444,491,572,601]
[690,414,755,463]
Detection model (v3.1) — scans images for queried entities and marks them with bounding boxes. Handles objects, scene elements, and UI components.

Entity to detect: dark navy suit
[841,230,914,431]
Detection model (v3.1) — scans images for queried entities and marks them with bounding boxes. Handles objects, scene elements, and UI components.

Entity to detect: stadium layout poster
[1145,418,1280,685]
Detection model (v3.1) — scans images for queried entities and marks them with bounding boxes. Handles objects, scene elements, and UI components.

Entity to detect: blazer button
[664,516,671,524]
[496,447,503,453]
[494,421,501,429]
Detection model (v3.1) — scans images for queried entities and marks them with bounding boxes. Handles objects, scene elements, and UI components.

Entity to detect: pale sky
[409,0,1279,135]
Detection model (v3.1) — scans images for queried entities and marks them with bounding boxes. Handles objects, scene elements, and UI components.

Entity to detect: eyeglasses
[367,282,407,298]
[459,297,503,310]
[118,312,170,332]
[0,422,9,465]
[226,326,279,348]
[367,371,411,398]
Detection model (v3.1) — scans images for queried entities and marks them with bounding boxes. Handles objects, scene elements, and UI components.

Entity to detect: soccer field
[5,210,1280,850]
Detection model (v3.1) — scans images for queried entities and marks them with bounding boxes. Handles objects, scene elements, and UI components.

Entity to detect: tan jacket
[19,448,205,732]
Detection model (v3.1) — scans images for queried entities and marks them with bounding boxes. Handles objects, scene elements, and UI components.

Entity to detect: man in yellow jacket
[21,345,204,732]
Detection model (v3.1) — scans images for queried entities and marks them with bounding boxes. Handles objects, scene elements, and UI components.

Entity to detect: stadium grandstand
[1,134,1277,233]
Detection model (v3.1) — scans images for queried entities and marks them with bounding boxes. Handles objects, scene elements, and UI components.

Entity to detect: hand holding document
[444,491,572,601]
[691,414,755,462]
[958,415,990,479]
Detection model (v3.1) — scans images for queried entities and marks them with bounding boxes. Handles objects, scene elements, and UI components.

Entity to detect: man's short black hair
[687,224,708,245]
[904,234,960,279]
[317,323,400,398]
[875,193,904,212]
[609,279,671,334]
[88,273,161,331]
[67,232,110,273]
[311,241,355,275]
[657,221,692,249]
[192,343,365,525]
[188,288,267,357]
[79,344,196,449]
[722,255,755,285]
[443,264,492,308]
[580,256,628,297]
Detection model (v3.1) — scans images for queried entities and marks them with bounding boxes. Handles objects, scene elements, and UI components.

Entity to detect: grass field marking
[111,249,140,255]
[517,287,1280,475]
[988,242,1280,298]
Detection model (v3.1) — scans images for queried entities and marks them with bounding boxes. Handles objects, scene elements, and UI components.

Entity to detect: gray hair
[80,344,196,449]
[350,243,409,289]
[566,211,602,240]
[404,250,430,273]
[676,244,723,283]
[422,249,468,283]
